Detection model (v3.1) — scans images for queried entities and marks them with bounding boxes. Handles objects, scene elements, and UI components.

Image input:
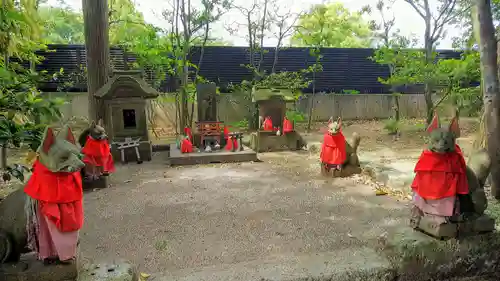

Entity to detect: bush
[384,118,400,135]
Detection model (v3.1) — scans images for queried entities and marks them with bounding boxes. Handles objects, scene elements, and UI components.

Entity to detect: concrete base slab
[167,144,259,166]
[150,248,395,281]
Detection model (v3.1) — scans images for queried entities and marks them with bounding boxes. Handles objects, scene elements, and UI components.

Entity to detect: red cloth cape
[181,138,193,153]
[263,118,273,131]
[24,160,83,232]
[82,136,115,173]
[184,127,193,142]
[320,132,347,165]
[411,145,469,200]
[283,118,293,133]
[225,137,238,151]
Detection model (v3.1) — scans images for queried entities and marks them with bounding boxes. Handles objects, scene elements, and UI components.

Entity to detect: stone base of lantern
[249,131,307,153]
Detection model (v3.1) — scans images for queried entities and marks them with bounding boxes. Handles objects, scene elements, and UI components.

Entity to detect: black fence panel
[30,44,463,94]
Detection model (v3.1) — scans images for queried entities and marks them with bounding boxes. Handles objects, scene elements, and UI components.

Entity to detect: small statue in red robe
[80,120,115,180]
[262,116,273,131]
[411,113,468,222]
[180,136,193,153]
[283,117,293,134]
[225,135,239,152]
[24,126,85,265]
[320,117,347,172]
[184,127,193,143]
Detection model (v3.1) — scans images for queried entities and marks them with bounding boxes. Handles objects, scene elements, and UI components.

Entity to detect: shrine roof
[251,88,296,102]
[94,74,160,99]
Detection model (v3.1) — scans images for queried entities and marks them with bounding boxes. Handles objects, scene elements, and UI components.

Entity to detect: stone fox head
[88,119,107,140]
[37,125,85,173]
[78,119,107,148]
[327,117,342,135]
[426,112,460,153]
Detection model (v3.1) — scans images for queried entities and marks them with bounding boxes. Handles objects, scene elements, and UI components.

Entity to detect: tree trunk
[82,0,110,122]
[423,5,434,126]
[306,70,316,132]
[476,0,500,199]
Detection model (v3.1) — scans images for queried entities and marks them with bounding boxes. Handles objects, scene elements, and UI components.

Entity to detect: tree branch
[404,0,426,19]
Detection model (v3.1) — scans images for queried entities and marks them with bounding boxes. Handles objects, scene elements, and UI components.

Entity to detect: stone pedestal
[320,164,362,178]
[413,214,496,239]
[250,131,305,152]
[0,253,78,281]
[79,259,138,281]
[82,177,108,190]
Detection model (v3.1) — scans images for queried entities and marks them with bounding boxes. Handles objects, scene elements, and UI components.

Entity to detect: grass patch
[154,239,169,251]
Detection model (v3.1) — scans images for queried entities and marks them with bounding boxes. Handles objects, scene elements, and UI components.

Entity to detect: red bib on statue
[283,118,293,133]
[320,132,347,165]
[82,136,115,173]
[263,117,273,131]
[411,145,469,200]
[181,138,193,153]
[24,160,84,232]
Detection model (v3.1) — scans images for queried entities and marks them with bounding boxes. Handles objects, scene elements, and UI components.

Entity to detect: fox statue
[79,120,115,181]
[320,117,362,177]
[0,125,85,264]
[410,112,495,238]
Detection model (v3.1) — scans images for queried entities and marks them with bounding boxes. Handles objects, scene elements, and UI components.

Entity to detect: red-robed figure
[263,116,273,131]
[283,117,293,134]
[320,117,347,170]
[180,127,193,153]
[411,113,467,217]
[82,135,115,177]
[24,126,85,264]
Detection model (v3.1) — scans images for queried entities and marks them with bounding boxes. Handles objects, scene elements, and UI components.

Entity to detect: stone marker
[79,259,138,281]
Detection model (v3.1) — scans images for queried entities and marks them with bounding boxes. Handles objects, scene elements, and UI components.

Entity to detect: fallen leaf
[375,189,388,196]
[140,272,151,280]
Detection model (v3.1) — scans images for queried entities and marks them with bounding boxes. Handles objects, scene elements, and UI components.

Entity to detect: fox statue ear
[97,119,104,126]
[58,125,76,145]
[41,127,56,154]
[337,117,342,129]
[426,112,440,133]
[449,116,460,138]
[90,120,96,128]
[327,116,333,124]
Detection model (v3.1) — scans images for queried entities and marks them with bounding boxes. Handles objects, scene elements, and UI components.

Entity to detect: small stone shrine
[94,70,159,163]
[249,87,306,152]
[168,83,258,165]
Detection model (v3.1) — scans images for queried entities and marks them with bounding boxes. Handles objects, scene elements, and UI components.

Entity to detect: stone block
[0,253,78,281]
[250,131,305,152]
[79,259,138,281]
[82,177,108,190]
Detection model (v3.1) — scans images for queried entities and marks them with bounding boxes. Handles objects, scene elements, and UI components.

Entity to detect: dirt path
[78,118,483,276]
[79,151,409,275]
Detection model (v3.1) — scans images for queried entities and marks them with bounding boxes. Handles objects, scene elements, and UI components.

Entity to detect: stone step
[147,248,394,281]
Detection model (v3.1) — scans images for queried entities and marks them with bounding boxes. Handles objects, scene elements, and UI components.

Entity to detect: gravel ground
[79,151,409,275]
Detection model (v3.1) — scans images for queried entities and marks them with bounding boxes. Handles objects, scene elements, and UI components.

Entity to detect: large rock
[0,187,28,263]
[79,259,138,281]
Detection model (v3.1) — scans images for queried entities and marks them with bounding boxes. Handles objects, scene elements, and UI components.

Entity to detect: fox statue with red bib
[320,117,362,177]
[410,112,495,239]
